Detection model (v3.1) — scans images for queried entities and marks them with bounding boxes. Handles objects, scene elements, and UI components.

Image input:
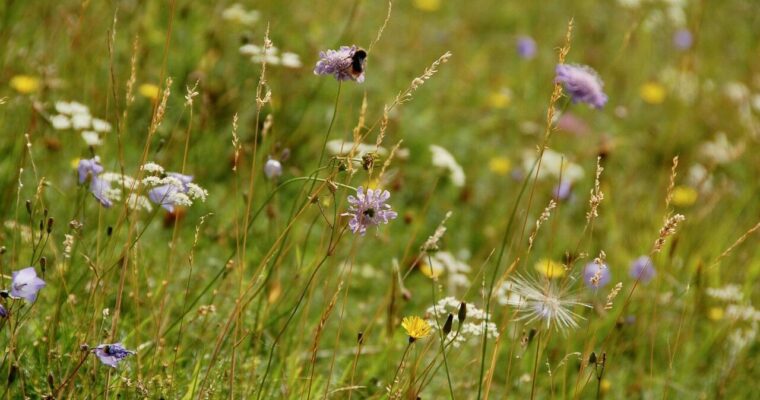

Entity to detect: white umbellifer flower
[91,118,112,132]
[506,275,590,332]
[141,162,165,174]
[425,297,499,347]
[522,148,584,183]
[186,183,208,201]
[239,44,262,56]
[252,53,280,65]
[161,175,185,189]
[426,251,471,291]
[168,192,192,207]
[71,113,92,130]
[430,145,465,187]
[221,3,260,26]
[126,193,153,212]
[55,101,90,115]
[141,176,163,186]
[724,81,749,102]
[700,133,744,164]
[81,130,102,146]
[725,305,760,322]
[63,234,74,259]
[280,52,302,68]
[50,114,71,130]
[326,140,388,157]
[100,172,138,189]
[706,284,744,302]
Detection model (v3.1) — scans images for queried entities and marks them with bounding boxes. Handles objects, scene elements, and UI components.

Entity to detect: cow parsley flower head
[555,64,608,109]
[147,172,206,213]
[505,274,589,332]
[10,267,46,302]
[313,45,365,82]
[629,256,656,284]
[343,186,398,235]
[93,343,135,368]
[430,145,465,187]
[426,297,499,347]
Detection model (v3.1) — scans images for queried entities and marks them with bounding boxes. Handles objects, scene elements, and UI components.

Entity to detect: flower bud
[264,159,282,180]
[442,313,454,335]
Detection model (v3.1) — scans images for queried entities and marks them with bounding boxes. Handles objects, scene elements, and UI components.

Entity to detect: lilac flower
[77,157,104,184]
[516,36,537,59]
[343,186,398,235]
[10,267,46,302]
[555,64,608,109]
[148,172,194,213]
[673,29,693,50]
[313,45,365,83]
[629,256,656,284]
[93,343,135,368]
[583,262,611,289]
[264,159,282,180]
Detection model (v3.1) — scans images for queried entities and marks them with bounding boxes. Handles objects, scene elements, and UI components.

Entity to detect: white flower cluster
[425,297,499,347]
[706,284,744,302]
[425,251,471,291]
[430,145,465,187]
[522,148,584,184]
[707,283,758,359]
[50,101,112,146]
[239,44,302,68]
[221,3,260,26]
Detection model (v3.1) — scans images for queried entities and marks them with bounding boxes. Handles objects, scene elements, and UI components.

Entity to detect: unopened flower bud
[458,302,467,323]
[264,159,282,180]
[443,313,454,335]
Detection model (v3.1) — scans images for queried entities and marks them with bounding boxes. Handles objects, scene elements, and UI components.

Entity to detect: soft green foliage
[1,0,759,398]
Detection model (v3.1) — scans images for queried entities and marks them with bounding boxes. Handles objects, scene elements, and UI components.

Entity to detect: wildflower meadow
[2,0,760,398]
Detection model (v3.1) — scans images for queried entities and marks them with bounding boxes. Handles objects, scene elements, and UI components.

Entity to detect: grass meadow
[1,0,759,398]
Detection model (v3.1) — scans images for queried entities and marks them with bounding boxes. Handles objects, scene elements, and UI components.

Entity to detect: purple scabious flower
[0,304,7,318]
[555,64,608,109]
[516,36,537,59]
[673,29,693,50]
[93,343,135,368]
[583,262,611,289]
[629,256,656,284]
[313,45,365,83]
[553,181,572,201]
[77,157,104,183]
[148,172,193,213]
[78,157,112,208]
[10,267,46,302]
[343,186,398,235]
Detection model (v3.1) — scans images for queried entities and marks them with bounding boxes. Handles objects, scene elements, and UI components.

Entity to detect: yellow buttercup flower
[401,316,432,342]
[708,307,723,321]
[489,157,511,176]
[70,158,81,169]
[671,185,697,207]
[419,260,443,279]
[139,83,160,101]
[534,258,565,278]
[640,82,666,104]
[10,75,40,94]
[413,0,441,12]
[487,90,512,109]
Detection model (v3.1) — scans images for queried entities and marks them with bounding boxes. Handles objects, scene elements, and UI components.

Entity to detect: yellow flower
[10,75,40,94]
[489,157,511,176]
[401,316,432,341]
[534,258,565,278]
[487,89,512,109]
[365,178,381,190]
[139,83,160,101]
[413,0,441,12]
[600,379,611,393]
[419,260,443,279]
[640,82,666,104]
[70,158,81,169]
[708,307,723,321]
[671,185,697,207]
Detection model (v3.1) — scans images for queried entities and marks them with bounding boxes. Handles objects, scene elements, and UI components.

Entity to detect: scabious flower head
[264,159,282,180]
[555,64,608,109]
[147,172,204,213]
[629,256,656,284]
[553,181,572,200]
[505,274,590,332]
[77,157,104,184]
[0,304,7,318]
[516,35,537,59]
[313,45,365,82]
[401,316,432,342]
[10,267,46,302]
[583,262,611,289]
[93,343,135,368]
[343,187,398,235]
[673,28,693,50]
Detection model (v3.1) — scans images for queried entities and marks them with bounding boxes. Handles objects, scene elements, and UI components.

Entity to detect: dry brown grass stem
[710,220,760,268]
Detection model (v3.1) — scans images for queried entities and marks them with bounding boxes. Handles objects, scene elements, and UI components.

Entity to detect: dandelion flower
[671,185,697,207]
[640,82,666,104]
[402,316,432,342]
[534,258,565,279]
[413,0,441,11]
[313,45,365,83]
[10,267,46,302]
[555,64,608,109]
[629,256,656,284]
[488,157,511,176]
[10,75,40,94]
[139,83,160,101]
[343,186,398,235]
[93,343,135,368]
[506,275,589,332]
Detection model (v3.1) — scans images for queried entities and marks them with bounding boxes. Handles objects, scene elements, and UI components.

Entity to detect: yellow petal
[488,90,512,109]
[10,75,40,94]
[489,157,511,176]
[534,258,565,278]
[671,185,697,207]
[640,82,666,104]
[708,307,723,321]
[139,83,160,101]
[413,0,441,12]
